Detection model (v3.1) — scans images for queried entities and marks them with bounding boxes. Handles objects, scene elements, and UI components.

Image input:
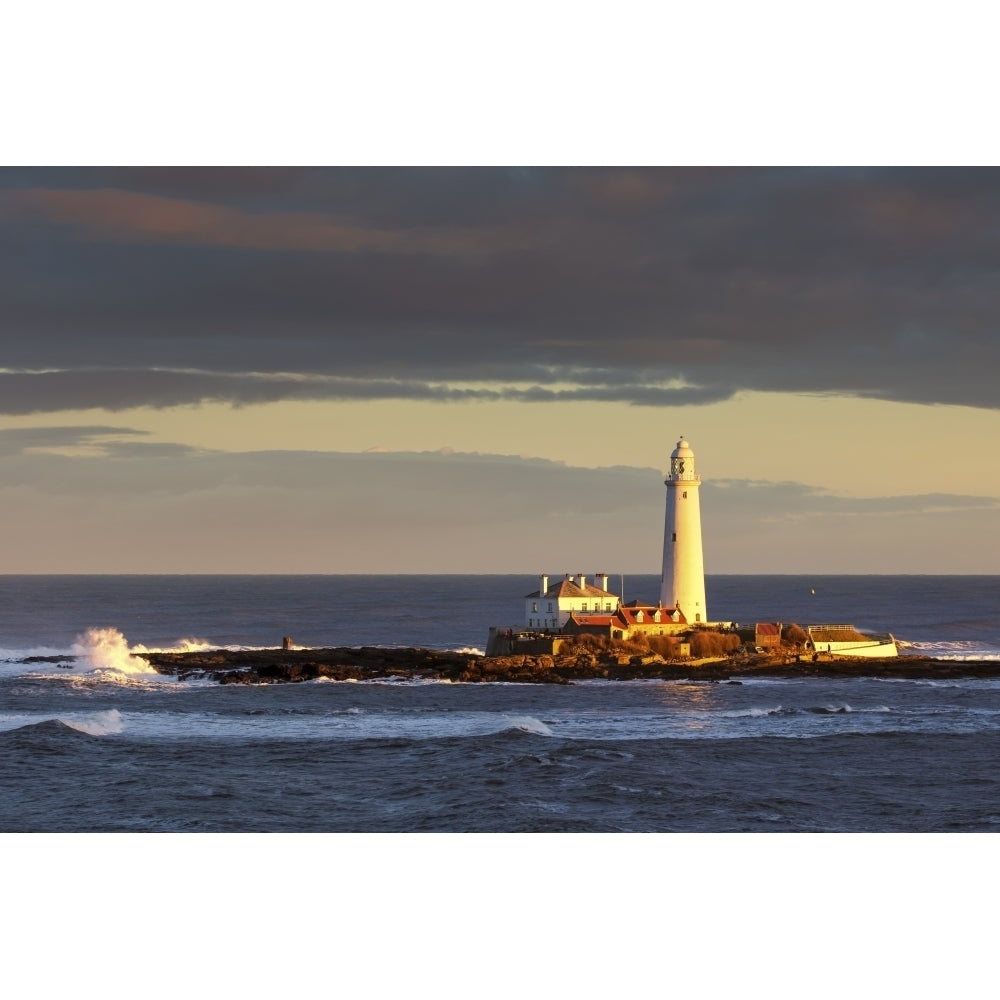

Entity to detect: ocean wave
[10,708,561,742]
[0,645,76,662]
[62,709,125,735]
[904,640,1000,660]
[502,716,554,737]
[0,709,124,736]
[134,637,216,654]
[0,627,225,684]
[786,704,893,715]
[717,703,892,720]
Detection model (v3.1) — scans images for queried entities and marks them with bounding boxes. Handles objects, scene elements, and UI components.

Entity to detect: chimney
[597,573,609,592]
[540,574,549,595]
[578,574,587,590]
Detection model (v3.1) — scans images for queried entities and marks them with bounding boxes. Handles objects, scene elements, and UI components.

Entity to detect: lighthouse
[659,437,707,622]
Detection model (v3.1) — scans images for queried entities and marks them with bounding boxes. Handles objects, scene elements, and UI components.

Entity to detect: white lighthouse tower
[659,437,707,623]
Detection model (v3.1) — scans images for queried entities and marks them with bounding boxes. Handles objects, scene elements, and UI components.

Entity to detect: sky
[2,165,999,573]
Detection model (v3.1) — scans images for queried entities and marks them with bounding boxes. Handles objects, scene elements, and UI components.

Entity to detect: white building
[524,573,619,630]
[658,437,708,623]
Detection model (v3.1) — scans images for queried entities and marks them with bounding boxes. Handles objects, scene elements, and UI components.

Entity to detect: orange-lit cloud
[0,187,542,256]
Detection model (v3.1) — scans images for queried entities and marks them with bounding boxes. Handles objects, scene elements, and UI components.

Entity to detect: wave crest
[503,715,554,736]
[62,709,124,735]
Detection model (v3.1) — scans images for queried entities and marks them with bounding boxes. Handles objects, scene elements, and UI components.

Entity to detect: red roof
[755,623,781,636]
[567,613,617,627]
[616,604,687,626]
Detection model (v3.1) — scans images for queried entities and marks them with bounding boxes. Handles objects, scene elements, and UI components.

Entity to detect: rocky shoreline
[126,646,1000,684]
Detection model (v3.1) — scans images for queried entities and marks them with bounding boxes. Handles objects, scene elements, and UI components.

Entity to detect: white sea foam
[0,633,183,686]
[133,637,215,654]
[721,706,784,718]
[72,627,157,675]
[905,640,1000,661]
[62,709,125,735]
[1,628,231,683]
[313,675,460,686]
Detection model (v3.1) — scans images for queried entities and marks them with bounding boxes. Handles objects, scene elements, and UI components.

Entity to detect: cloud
[0,368,738,414]
[0,187,542,256]
[4,167,1000,410]
[0,441,996,572]
[706,478,1000,520]
[0,425,147,455]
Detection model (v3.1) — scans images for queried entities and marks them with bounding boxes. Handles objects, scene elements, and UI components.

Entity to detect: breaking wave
[137,637,216,654]
[0,708,124,736]
[1,628,223,683]
[503,716,554,736]
[72,627,158,675]
[906,640,1000,661]
[61,709,125,735]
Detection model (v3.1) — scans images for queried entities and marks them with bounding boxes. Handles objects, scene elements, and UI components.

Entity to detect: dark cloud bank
[2,167,1000,413]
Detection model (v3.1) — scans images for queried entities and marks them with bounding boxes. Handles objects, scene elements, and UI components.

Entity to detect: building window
[548,603,553,612]
[672,532,676,541]
[532,602,538,612]
[582,602,588,611]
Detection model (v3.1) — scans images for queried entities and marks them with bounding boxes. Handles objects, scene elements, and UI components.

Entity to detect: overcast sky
[2,166,998,573]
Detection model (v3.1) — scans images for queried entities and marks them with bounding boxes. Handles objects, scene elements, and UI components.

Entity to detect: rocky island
[134,643,1000,684]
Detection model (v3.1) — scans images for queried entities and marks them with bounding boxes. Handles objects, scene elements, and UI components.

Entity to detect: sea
[2,573,1000,833]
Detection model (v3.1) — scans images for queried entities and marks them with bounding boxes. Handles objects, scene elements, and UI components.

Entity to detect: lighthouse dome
[670,438,694,459]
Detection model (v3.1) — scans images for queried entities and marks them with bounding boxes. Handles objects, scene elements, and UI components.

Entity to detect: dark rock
[133,646,1000,686]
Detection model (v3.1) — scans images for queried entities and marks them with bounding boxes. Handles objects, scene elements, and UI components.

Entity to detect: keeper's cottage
[525,573,618,630]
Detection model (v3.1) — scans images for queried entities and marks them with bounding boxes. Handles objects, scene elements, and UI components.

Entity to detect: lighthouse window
[682,491,688,499]
[672,532,676,541]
